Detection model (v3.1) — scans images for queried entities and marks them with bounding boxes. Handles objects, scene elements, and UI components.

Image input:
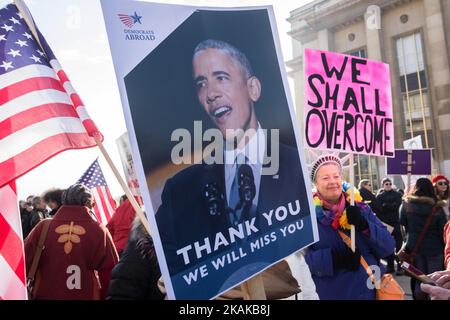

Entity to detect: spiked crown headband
[307,150,351,182]
[310,155,343,182]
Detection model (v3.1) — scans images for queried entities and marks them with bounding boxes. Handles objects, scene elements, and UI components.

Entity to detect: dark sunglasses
[384,183,392,186]
[437,181,448,186]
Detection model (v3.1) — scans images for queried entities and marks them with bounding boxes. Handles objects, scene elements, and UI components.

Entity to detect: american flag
[0,3,102,188]
[77,159,116,225]
[0,181,27,300]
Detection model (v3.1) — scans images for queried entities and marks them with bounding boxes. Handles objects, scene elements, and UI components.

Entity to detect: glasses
[437,181,448,186]
[384,183,392,186]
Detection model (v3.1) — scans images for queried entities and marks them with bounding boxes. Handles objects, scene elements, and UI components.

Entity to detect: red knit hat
[432,174,449,185]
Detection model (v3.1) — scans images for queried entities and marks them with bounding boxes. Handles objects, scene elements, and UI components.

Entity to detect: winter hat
[310,154,342,182]
[432,174,449,185]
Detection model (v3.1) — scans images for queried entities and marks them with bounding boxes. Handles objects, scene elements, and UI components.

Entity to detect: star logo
[131,12,142,24]
[118,11,142,28]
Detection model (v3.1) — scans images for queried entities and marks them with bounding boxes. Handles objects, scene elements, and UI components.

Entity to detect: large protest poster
[304,49,394,157]
[101,1,318,299]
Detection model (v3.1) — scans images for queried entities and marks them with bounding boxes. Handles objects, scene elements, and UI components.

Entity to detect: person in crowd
[42,188,65,217]
[304,154,395,300]
[106,197,137,258]
[399,178,447,300]
[432,174,449,220]
[119,194,127,206]
[19,200,33,239]
[26,195,34,205]
[358,179,381,215]
[376,177,403,274]
[28,196,47,233]
[421,270,450,300]
[25,184,118,299]
[107,217,164,300]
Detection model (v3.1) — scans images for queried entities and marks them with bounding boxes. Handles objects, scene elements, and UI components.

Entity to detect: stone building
[287,0,450,189]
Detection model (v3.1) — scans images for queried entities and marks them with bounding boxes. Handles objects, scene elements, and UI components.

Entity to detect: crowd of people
[18,165,450,300]
[358,174,450,300]
[20,185,163,300]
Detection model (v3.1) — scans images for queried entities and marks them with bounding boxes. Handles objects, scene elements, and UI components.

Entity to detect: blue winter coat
[305,202,395,300]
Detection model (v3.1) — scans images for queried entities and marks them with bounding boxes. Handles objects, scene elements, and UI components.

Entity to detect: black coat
[29,209,46,234]
[107,220,164,300]
[376,190,403,226]
[20,208,31,239]
[399,195,447,256]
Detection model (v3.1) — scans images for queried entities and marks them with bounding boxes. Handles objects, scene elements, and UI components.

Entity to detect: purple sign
[386,149,432,175]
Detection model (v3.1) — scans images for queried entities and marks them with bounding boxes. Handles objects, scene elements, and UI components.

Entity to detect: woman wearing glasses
[433,174,449,221]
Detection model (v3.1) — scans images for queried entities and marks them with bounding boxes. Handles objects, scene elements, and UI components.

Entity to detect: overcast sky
[10,0,315,200]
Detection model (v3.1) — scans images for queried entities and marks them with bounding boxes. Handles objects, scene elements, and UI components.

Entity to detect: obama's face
[193,48,260,143]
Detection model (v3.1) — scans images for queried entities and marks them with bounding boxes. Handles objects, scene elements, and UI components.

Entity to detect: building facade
[287,0,450,189]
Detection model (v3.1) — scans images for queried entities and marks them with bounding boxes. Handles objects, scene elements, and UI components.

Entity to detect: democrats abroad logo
[117,11,155,41]
[118,11,142,28]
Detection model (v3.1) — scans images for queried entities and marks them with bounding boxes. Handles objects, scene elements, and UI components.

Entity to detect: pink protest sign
[304,48,394,157]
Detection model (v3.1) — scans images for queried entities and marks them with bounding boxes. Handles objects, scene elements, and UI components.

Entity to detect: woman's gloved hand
[346,205,369,231]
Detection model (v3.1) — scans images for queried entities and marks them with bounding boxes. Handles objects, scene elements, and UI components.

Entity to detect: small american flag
[0,3,101,188]
[77,159,116,225]
[0,181,27,300]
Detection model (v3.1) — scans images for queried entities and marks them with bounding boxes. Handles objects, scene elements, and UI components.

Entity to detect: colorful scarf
[313,182,363,230]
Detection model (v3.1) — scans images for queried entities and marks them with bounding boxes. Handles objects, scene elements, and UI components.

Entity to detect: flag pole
[406,149,413,194]
[349,154,356,252]
[13,0,152,236]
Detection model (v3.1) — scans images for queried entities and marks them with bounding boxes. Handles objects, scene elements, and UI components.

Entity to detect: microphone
[201,165,227,217]
[203,182,224,216]
[237,164,256,209]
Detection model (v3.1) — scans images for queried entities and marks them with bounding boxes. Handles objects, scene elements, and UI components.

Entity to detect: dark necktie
[228,153,247,226]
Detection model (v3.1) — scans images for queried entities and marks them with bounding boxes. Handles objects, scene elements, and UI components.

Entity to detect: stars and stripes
[117,12,142,28]
[0,3,102,188]
[0,181,27,300]
[77,160,116,225]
